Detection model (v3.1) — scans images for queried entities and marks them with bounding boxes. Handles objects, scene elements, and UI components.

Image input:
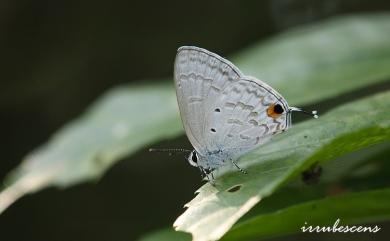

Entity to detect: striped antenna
[149,148,191,156]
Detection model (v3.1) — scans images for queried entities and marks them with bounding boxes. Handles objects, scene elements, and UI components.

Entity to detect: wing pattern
[174,46,290,160]
[205,77,289,160]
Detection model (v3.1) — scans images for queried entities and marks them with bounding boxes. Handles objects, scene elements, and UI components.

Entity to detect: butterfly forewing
[174,46,243,153]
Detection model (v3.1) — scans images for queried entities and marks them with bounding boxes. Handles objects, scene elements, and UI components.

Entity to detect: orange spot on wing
[267,104,282,119]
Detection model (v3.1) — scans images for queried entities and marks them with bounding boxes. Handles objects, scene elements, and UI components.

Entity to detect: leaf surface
[222,188,390,241]
[173,91,390,241]
[0,84,181,213]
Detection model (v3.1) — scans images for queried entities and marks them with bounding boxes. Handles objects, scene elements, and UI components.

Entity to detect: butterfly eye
[191,151,198,163]
[267,103,284,118]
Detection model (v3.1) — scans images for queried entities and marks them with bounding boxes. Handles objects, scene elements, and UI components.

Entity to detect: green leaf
[311,142,390,184]
[139,188,390,241]
[222,188,390,241]
[137,146,390,241]
[173,91,390,241]
[0,84,182,213]
[2,13,390,215]
[234,14,390,105]
[236,143,390,226]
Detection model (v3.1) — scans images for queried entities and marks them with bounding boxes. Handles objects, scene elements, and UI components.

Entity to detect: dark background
[1,1,389,241]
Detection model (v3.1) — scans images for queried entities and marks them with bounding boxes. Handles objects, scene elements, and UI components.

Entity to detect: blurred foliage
[0,84,181,213]
[1,12,390,241]
[233,14,390,105]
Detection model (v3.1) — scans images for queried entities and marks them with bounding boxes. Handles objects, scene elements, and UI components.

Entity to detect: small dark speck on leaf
[304,135,308,138]
[227,184,242,193]
[302,163,322,185]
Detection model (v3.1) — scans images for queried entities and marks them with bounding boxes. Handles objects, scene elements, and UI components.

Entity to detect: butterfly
[153,46,318,182]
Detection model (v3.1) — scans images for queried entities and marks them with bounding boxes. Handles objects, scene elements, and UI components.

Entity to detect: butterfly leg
[198,166,215,185]
[202,167,217,185]
[198,166,206,179]
[208,175,216,186]
[231,160,248,174]
[202,171,216,186]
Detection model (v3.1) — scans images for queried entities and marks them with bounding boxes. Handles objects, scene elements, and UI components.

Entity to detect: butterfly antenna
[289,107,318,119]
[149,148,192,156]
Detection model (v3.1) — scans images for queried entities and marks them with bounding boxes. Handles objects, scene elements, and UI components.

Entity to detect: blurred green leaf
[234,14,390,105]
[237,143,390,224]
[312,142,390,183]
[221,188,390,241]
[0,84,182,213]
[1,14,390,216]
[173,91,390,241]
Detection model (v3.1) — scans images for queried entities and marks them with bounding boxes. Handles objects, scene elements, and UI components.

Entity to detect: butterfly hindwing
[205,77,290,159]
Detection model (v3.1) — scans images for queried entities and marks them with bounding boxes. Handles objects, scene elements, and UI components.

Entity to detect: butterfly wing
[174,46,291,161]
[174,46,243,154]
[205,76,291,160]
